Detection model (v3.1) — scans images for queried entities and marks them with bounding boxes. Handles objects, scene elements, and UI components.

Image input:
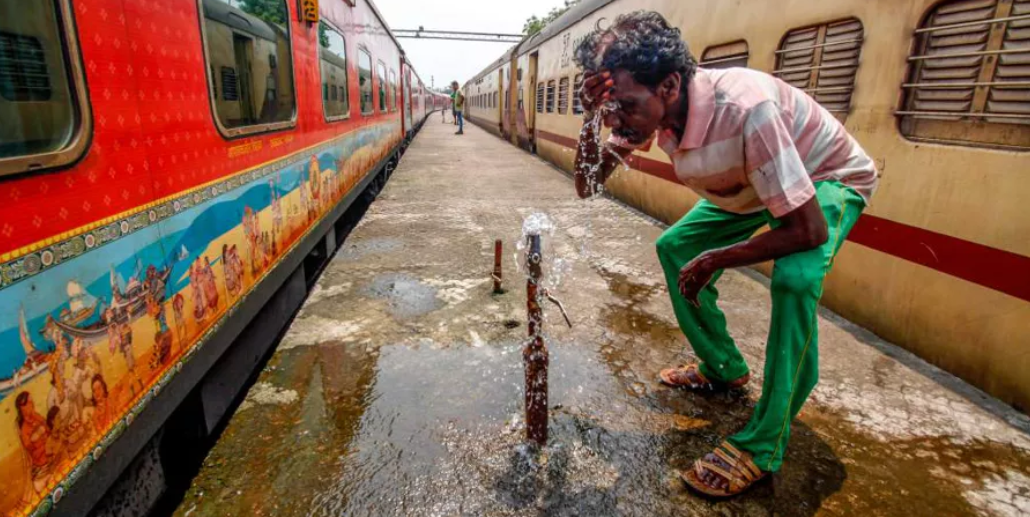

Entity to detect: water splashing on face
[578,100,631,200]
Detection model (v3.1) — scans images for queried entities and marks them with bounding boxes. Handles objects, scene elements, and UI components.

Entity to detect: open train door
[526,51,539,153]
[497,67,505,135]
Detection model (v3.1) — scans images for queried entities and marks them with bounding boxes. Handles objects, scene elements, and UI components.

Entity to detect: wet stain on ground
[366,273,442,319]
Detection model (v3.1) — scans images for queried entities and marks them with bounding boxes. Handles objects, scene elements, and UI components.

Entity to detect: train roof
[518,0,616,54]
[464,0,616,87]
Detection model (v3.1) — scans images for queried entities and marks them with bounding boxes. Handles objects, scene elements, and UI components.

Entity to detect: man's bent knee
[770,268,824,298]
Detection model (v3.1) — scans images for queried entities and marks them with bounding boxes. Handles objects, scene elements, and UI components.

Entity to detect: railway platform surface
[171,120,1030,517]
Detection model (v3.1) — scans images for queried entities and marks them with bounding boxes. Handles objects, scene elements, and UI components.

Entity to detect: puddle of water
[367,273,442,319]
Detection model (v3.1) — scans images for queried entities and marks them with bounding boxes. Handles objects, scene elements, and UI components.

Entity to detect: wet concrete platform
[172,120,1030,516]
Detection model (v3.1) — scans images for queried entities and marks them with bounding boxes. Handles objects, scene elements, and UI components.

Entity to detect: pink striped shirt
[612,68,878,217]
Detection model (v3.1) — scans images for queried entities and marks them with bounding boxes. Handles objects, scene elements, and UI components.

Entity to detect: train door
[233,34,256,122]
[403,68,413,135]
[527,52,538,152]
[497,68,504,134]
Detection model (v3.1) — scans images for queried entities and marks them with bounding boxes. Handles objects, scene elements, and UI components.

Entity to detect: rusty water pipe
[524,232,548,446]
[492,239,503,293]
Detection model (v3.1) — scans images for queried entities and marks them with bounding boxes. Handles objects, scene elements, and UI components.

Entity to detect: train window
[774,18,864,122]
[358,48,373,115]
[536,82,544,113]
[377,61,387,112]
[390,69,398,112]
[505,85,511,110]
[199,0,297,137]
[546,80,556,113]
[700,40,750,69]
[572,74,584,114]
[0,0,91,176]
[898,0,1030,149]
[558,77,570,114]
[319,22,349,121]
[519,88,524,111]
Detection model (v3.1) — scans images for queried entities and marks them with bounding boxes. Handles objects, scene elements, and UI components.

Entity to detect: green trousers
[656,181,865,472]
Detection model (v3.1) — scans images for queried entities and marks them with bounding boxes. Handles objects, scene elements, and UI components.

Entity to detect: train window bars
[558,77,570,114]
[536,82,544,113]
[774,18,864,123]
[0,0,91,177]
[572,74,584,115]
[699,40,750,69]
[358,48,373,115]
[546,80,556,113]
[376,61,387,113]
[198,0,297,138]
[898,0,1030,150]
[319,21,350,121]
[390,70,398,112]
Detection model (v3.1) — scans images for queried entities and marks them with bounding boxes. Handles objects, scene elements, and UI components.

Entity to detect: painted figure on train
[16,391,54,493]
[573,11,877,497]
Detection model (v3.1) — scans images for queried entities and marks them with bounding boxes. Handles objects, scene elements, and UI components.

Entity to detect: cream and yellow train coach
[464,0,1030,412]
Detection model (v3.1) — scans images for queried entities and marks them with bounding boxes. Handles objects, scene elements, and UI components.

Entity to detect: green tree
[236,0,286,26]
[523,0,580,36]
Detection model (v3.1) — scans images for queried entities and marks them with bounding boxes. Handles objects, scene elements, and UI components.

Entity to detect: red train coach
[0,0,439,515]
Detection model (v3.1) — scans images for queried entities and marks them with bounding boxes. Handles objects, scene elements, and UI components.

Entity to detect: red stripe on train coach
[534,129,1030,303]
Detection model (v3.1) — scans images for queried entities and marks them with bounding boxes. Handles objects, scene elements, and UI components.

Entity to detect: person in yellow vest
[451,81,465,135]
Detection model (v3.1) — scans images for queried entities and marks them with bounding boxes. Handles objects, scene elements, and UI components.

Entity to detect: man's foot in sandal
[658,363,749,391]
[681,441,767,497]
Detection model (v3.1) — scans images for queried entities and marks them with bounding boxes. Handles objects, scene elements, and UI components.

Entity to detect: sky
[373,0,565,90]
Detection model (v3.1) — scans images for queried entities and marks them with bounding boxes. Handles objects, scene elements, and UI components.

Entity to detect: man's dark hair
[574,11,696,92]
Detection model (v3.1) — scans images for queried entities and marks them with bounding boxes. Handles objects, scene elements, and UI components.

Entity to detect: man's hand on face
[579,69,613,120]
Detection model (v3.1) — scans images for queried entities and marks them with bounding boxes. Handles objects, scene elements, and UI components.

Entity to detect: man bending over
[573,11,877,497]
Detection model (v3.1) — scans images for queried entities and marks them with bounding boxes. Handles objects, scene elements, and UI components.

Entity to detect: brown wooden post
[524,233,548,446]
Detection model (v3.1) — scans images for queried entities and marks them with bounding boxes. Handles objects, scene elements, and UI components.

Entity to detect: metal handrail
[902,81,1030,89]
[775,38,864,55]
[699,54,750,66]
[908,48,1030,61]
[914,14,1030,34]
[773,62,858,75]
[804,86,855,93]
[895,110,1030,119]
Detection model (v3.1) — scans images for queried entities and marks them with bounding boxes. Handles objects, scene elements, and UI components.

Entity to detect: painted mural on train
[0,122,399,517]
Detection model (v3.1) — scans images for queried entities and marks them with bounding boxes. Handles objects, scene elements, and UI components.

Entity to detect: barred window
[774,18,864,122]
[0,0,91,176]
[536,81,544,113]
[358,48,373,115]
[319,21,349,120]
[220,66,239,101]
[546,79,556,113]
[200,0,296,136]
[558,77,570,114]
[572,74,584,114]
[898,0,1030,149]
[700,40,750,69]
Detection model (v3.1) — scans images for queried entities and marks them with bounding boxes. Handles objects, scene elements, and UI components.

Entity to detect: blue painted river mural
[0,122,399,517]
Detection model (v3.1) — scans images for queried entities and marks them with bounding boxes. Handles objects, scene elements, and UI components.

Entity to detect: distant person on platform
[572,11,877,497]
[450,89,458,125]
[452,81,465,135]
